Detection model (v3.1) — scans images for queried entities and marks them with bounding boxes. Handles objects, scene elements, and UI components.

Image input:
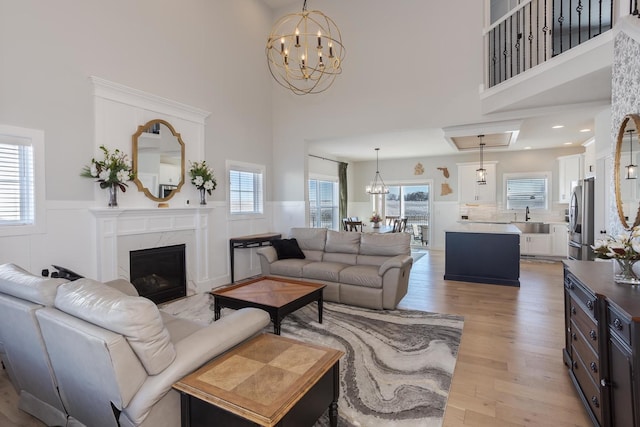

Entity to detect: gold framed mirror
[132,119,185,202]
[615,113,640,229]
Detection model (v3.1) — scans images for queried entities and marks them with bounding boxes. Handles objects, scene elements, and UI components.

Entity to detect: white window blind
[230,168,263,215]
[506,177,547,210]
[0,140,34,225]
[308,179,338,228]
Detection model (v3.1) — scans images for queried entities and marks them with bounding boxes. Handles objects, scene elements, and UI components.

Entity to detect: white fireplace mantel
[91,207,213,292]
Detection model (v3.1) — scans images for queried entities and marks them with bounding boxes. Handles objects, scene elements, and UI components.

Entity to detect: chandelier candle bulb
[295,28,300,46]
[317,30,322,48]
[329,42,333,57]
[280,37,285,53]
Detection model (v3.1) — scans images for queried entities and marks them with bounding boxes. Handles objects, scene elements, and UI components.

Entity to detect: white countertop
[446,223,522,234]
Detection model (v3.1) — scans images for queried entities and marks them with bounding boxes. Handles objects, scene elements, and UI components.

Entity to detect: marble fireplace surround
[91,207,213,295]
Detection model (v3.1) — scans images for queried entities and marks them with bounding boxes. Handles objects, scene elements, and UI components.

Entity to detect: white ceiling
[263,0,611,162]
[307,105,605,162]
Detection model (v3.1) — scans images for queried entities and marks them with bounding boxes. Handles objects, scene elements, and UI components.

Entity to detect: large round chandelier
[266,0,345,95]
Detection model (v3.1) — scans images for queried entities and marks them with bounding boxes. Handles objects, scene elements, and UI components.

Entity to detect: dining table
[366,225,394,234]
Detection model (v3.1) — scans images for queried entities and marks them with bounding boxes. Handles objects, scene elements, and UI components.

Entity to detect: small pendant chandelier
[627,129,637,180]
[366,148,389,194]
[476,135,487,185]
[266,0,345,95]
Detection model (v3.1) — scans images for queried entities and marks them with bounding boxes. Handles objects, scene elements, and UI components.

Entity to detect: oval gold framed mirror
[615,113,640,230]
[132,119,185,203]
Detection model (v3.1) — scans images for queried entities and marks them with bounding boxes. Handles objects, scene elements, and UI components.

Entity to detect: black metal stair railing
[486,0,615,88]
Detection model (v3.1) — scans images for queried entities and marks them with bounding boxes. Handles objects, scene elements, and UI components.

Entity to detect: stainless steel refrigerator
[568,177,595,260]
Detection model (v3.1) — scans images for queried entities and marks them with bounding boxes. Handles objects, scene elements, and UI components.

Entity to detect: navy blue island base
[444,230,520,287]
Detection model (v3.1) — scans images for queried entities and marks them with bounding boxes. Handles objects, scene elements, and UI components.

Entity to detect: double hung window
[0,125,44,235]
[229,162,264,216]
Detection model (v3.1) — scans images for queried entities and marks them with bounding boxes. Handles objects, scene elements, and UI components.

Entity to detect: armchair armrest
[379,255,413,276]
[121,307,270,425]
[256,246,277,263]
[104,279,139,296]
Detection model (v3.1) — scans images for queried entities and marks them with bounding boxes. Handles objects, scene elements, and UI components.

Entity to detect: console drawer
[566,273,597,320]
[569,295,598,354]
[570,319,600,385]
[572,345,603,426]
[608,304,632,347]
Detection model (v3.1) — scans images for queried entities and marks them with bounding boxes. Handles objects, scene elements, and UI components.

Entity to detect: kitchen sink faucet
[525,206,530,222]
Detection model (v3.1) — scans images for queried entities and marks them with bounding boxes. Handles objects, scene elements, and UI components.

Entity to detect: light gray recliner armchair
[36,278,270,427]
[0,263,69,426]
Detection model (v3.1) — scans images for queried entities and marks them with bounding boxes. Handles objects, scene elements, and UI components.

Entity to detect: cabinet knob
[571,306,577,315]
[586,300,594,311]
[601,378,611,387]
[590,362,598,373]
[572,332,577,341]
[589,330,597,341]
[591,396,600,408]
[614,318,623,331]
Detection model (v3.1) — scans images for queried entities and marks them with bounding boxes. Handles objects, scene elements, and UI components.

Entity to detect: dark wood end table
[211,276,325,335]
[173,333,343,427]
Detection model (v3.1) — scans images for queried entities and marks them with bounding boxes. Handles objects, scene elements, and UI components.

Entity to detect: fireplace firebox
[129,244,186,304]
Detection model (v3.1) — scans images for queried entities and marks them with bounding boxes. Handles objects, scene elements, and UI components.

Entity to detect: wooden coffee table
[212,276,325,335]
[173,333,343,427]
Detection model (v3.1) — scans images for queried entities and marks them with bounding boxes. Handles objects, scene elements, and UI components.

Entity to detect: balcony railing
[486,0,615,88]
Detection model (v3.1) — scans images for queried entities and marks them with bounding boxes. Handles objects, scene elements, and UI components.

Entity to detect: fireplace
[129,244,187,304]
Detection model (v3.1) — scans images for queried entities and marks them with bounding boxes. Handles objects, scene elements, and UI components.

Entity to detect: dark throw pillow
[271,238,306,260]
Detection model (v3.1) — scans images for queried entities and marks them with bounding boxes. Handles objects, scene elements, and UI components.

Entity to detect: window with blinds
[0,139,34,225]
[308,179,338,229]
[506,176,548,210]
[229,167,263,215]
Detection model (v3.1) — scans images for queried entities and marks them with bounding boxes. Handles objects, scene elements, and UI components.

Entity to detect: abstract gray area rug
[161,296,464,427]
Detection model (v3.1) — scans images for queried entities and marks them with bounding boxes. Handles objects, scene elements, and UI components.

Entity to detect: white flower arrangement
[81,145,134,191]
[188,161,217,195]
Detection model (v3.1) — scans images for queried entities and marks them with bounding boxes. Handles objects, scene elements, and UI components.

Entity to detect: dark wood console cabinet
[563,260,640,426]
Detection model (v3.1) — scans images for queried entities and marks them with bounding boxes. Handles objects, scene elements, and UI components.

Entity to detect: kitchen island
[444,223,521,287]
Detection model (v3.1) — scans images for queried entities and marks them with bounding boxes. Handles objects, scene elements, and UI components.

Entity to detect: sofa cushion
[269,259,313,277]
[325,230,360,254]
[0,263,68,306]
[302,250,324,262]
[339,265,383,289]
[291,228,327,251]
[324,252,357,265]
[356,254,389,267]
[54,279,176,375]
[271,238,306,260]
[303,262,349,282]
[360,232,410,256]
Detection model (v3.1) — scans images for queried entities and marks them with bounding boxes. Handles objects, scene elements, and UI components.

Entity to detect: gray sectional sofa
[256,228,413,310]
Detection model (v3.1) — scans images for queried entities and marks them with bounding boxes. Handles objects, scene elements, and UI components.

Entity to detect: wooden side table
[173,333,343,427]
[229,233,281,283]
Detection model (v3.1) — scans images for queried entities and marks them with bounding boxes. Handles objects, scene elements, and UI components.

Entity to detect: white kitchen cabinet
[550,223,569,257]
[458,163,496,203]
[521,234,551,255]
[557,154,582,203]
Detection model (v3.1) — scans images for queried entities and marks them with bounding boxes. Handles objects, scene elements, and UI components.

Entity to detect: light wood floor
[0,251,591,426]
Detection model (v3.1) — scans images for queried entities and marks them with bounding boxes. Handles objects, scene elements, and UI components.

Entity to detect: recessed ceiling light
[580,128,591,132]
[564,142,573,145]
[524,146,532,150]
[552,125,564,129]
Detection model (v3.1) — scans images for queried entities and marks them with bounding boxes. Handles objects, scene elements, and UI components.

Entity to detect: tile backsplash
[459,203,568,223]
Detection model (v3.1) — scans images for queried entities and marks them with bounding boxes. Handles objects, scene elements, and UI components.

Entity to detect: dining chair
[393,218,407,233]
[345,220,363,232]
[420,225,429,245]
